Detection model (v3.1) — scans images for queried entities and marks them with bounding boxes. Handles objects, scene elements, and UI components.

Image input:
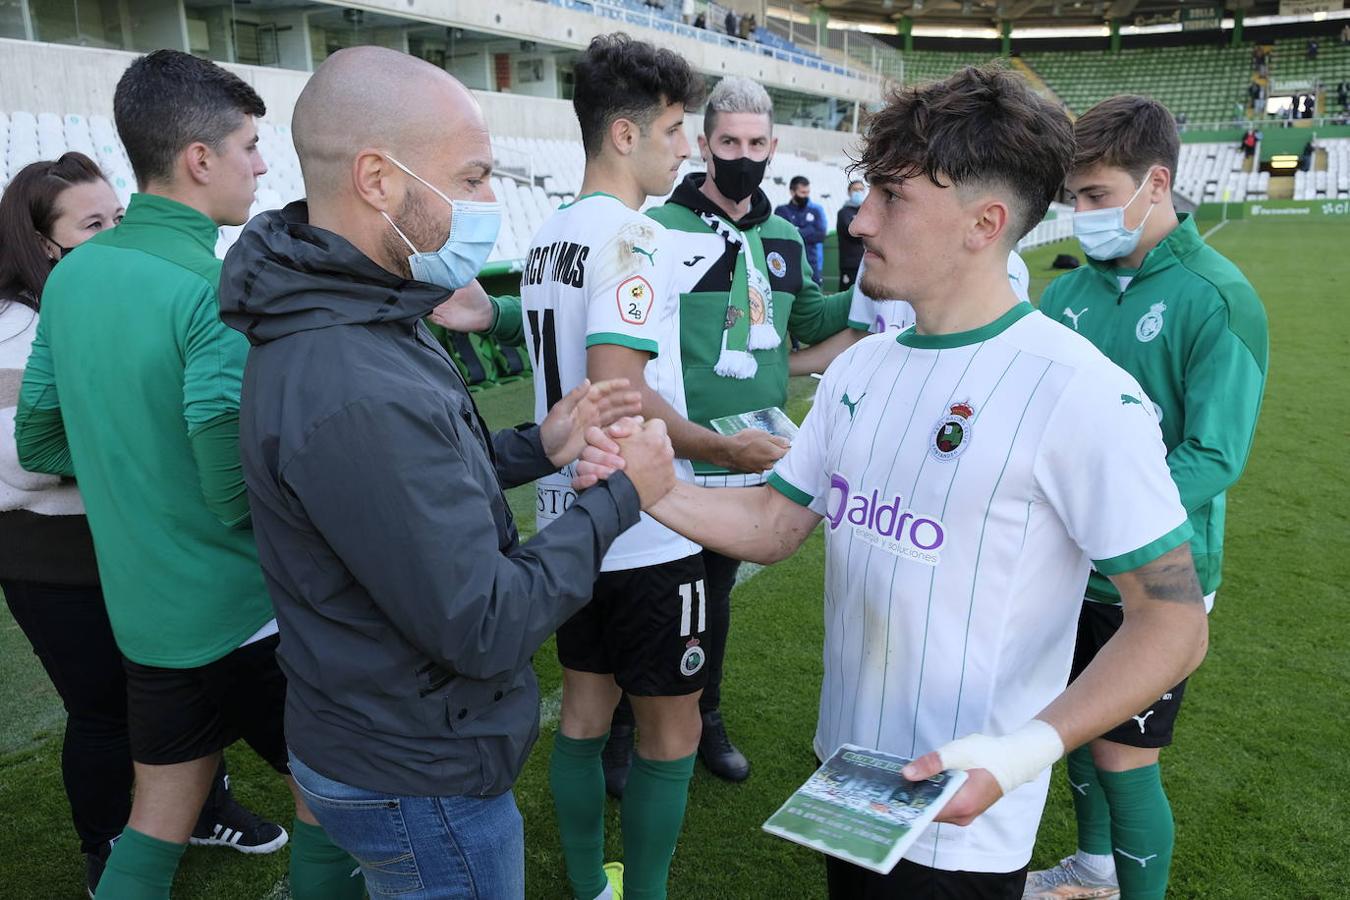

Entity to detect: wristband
[934,719,1065,796]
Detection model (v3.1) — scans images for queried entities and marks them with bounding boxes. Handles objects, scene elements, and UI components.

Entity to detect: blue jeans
[289,752,525,899]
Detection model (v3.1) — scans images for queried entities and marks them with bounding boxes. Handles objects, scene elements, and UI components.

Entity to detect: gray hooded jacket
[219,202,639,797]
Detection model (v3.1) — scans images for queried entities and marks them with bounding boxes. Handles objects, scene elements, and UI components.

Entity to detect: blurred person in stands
[724,7,738,36]
[0,153,283,898]
[15,51,361,900]
[774,176,826,284]
[836,178,865,289]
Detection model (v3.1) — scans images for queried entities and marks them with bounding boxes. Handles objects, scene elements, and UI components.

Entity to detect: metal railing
[540,0,883,85]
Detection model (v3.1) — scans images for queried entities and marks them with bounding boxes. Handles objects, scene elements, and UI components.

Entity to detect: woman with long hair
[0,152,283,896]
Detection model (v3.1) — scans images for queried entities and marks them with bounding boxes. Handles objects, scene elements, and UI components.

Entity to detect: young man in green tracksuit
[1028,96,1268,900]
[16,51,360,900]
[605,76,854,789]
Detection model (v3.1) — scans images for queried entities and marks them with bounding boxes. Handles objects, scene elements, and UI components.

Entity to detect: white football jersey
[846,251,1029,335]
[769,304,1189,872]
[521,193,699,571]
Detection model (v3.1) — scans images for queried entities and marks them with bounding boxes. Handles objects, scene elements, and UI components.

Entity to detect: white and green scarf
[697,211,780,379]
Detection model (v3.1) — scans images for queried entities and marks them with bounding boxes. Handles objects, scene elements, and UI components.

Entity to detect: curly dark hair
[572,33,704,159]
[0,153,107,310]
[114,49,266,188]
[1072,95,1180,183]
[857,64,1074,241]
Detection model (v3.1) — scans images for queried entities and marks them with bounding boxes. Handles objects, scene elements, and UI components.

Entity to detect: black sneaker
[190,775,288,854]
[86,839,113,899]
[602,724,635,799]
[698,709,750,782]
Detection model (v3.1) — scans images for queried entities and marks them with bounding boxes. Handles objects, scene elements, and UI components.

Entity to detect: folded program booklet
[762,744,968,874]
[708,406,800,442]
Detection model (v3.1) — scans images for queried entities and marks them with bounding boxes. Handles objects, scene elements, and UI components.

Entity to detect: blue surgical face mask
[1072,168,1158,261]
[848,190,865,206]
[382,154,502,290]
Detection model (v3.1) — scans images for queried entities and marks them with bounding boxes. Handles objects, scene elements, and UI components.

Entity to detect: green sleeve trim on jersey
[847,318,872,331]
[1092,520,1193,576]
[585,332,659,357]
[486,295,523,346]
[767,472,814,507]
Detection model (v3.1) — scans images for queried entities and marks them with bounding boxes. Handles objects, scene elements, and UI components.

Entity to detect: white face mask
[1072,168,1158,261]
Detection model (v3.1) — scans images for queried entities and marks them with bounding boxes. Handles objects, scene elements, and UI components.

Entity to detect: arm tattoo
[1136,546,1205,605]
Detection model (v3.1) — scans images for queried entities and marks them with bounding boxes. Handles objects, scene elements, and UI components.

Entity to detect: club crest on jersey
[766,251,788,278]
[824,472,946,566]
[930,401,974,462]
[1135,301,1166,343]
[680,639,706,677]
[617,276,654,325]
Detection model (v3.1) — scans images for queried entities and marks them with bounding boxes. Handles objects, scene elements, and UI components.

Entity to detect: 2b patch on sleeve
[617,276,655,325]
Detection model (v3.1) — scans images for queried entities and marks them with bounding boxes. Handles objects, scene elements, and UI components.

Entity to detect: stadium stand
[1025,45,1251,124]
[1293,137,1350,199]
[1174,141,1271,203]
[1267,36,1350,87]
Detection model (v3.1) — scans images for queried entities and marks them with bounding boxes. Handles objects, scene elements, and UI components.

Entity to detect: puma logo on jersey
[1115,849,1158,868]
[1062,307,1087,330]
[631,246,657,265]
[841,392,865,421]
[683,254,706,267]
[1121,393,1144,407]
[1132,710,1155,733]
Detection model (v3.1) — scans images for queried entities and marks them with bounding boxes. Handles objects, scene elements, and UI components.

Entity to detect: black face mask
[708,152,769,204]
[792,194,809,206]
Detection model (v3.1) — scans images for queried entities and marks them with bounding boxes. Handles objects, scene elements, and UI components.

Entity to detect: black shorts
[556,553,708,696]
[1071,600,1188,748]
[826,855,1027,900]
[123,634,290,772]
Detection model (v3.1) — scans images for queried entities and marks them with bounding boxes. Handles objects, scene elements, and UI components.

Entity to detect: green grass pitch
[1,216,1346,898]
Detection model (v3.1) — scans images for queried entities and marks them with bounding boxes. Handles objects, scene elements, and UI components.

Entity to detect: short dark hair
[572,33,703,159]
[113,49,266,187]
[1073,95,1180,183]
[790,176,810,189]
[0,153,106,310]
[857,64,1073,241]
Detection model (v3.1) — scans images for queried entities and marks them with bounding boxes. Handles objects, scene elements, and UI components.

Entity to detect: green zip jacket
[15,193,273,668]
[486,176,851,477]
[1038,214,1268,602]
[645,175,851,475]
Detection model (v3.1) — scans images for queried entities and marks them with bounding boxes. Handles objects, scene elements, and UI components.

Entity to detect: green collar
[558,191,623,210]
[89,193,222,282]
[896,301,1033,349]
[1087,212,1203,288]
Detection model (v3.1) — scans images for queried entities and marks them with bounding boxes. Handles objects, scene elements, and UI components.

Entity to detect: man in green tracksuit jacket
[1028,96,1268,900]
[16,50,359,900]
[610,76,854,788]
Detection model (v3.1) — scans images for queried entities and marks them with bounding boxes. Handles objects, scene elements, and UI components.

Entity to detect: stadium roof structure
[816,0,1292,31]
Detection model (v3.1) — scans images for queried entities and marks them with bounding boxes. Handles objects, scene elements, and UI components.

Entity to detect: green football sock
[550,732,610,900]
[93,827,184,900]
[1099,764,1174,900]
[620,752,696,900]
[1067,746,1113,856]
[289,818,366,900]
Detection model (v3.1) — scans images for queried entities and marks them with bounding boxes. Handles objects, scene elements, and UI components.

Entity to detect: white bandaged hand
[932,719,1065,796]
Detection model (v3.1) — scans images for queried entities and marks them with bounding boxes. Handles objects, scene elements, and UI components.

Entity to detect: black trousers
[612,547,741,725]
[4,579,133,853]
[4,579,232,854]
[826,855,1028,900]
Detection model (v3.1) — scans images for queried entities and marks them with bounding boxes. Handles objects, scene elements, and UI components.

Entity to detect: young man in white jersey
[576,66,1210,899]
[523,35,779,900]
